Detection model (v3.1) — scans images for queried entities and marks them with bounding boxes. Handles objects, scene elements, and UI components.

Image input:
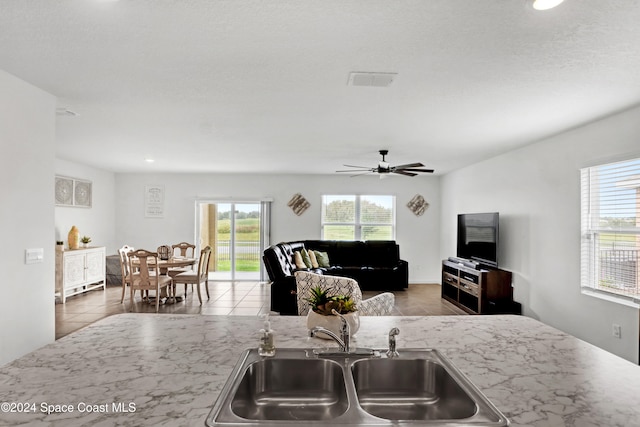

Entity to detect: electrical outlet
[612,324,621,339]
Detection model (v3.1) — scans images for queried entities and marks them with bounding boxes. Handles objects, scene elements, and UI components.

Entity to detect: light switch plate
[25,248,44,264]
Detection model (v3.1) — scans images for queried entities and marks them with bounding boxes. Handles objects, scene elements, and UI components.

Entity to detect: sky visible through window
[596,158,640,221]
[323,195,393,209]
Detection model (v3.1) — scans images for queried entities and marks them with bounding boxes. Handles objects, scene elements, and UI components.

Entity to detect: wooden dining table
[153,256,196,274]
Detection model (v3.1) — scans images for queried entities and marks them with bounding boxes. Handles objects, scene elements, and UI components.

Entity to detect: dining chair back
[172,242,196,258]
[173,246,212,304]
[118,245,135,303]
[167,242,197,280]
[127,249,173,312]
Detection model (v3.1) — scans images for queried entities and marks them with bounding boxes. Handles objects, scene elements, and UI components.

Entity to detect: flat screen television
[457,212,499,267]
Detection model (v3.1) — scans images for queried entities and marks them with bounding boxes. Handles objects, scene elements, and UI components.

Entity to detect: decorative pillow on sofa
[300,248,313,268]
[314,250,331,268]
[293,251,307,269]
[308,249,319,268]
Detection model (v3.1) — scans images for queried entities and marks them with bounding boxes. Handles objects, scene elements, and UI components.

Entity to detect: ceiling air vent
[348,72,397,87]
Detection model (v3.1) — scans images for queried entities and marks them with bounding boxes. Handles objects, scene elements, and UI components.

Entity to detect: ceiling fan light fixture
[528,0,565,10]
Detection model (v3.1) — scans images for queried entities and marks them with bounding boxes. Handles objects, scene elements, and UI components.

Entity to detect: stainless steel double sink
[206,348,509,426]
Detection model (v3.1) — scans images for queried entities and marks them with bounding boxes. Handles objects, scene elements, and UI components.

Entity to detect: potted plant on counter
[305,286,359,338]
[80,236,92,248]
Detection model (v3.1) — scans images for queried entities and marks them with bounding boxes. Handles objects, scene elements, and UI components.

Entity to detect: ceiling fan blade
[350,171,374,178]
[343,164,372,169]
[336,168,373,172]
[392,162,424,169]
[393,170,418,177]
[398,168,435,173]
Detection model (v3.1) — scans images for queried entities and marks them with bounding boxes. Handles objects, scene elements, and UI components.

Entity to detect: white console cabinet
[55,246,106,303]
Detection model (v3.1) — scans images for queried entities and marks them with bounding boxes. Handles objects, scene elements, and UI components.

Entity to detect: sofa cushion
[333,240,366,266]
[314,250,331,267]
[308,249,319,268]
[300,248,313,268]
[304,240,336,255]
[364,240,400,267]
[293,251,307,269]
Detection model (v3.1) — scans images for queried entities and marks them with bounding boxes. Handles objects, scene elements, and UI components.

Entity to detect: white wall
[115,173,441,282]
[55,159,117,254]
[0,70,56,366]
[441,106,640,363]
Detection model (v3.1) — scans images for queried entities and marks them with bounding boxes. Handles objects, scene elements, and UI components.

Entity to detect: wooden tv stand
[441,259,517,314]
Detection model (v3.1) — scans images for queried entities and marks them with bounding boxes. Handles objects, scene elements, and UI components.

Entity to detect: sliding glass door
[197,200,270,281]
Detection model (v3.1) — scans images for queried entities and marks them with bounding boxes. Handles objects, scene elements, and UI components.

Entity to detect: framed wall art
[287,193,310,216]
[145,185,165,218]
[55,176,74,206]
[407,194,429,216]
[55,176,92,208]
[73,179,92,207]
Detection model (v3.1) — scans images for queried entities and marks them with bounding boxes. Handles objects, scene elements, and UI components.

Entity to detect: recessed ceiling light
[528,0,565,10]
[145,158,155,163]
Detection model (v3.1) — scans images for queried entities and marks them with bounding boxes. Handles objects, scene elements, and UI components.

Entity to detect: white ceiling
[2,0,640,175]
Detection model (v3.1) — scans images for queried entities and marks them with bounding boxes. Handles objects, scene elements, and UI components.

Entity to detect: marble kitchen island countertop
[1,314,639,426]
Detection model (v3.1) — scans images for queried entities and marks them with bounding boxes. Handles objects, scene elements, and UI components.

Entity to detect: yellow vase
[68,226,79,250]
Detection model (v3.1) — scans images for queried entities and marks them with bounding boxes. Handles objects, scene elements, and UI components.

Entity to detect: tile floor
[55,281,466,339]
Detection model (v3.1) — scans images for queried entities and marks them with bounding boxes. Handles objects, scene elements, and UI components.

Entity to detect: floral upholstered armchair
[294,271,395,316]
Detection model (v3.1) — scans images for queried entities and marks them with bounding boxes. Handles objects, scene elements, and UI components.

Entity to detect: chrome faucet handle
[331,309,350,353]
[386,327,400,358]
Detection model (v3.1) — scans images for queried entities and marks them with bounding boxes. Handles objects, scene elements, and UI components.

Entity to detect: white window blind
[580,158,640,304]
[321,195,395,240]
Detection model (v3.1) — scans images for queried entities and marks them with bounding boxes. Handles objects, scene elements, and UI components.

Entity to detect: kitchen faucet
[309,309,350,353]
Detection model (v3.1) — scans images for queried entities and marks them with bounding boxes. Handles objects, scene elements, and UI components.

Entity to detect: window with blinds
[580,158,640,305]
[321,195,395,240]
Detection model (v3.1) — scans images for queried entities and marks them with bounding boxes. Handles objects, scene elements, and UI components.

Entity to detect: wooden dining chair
[172,246,212,304]
[168,242,196,277]
[118,245,136,303]
[172,242,196,258]
[126,249,173,312]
